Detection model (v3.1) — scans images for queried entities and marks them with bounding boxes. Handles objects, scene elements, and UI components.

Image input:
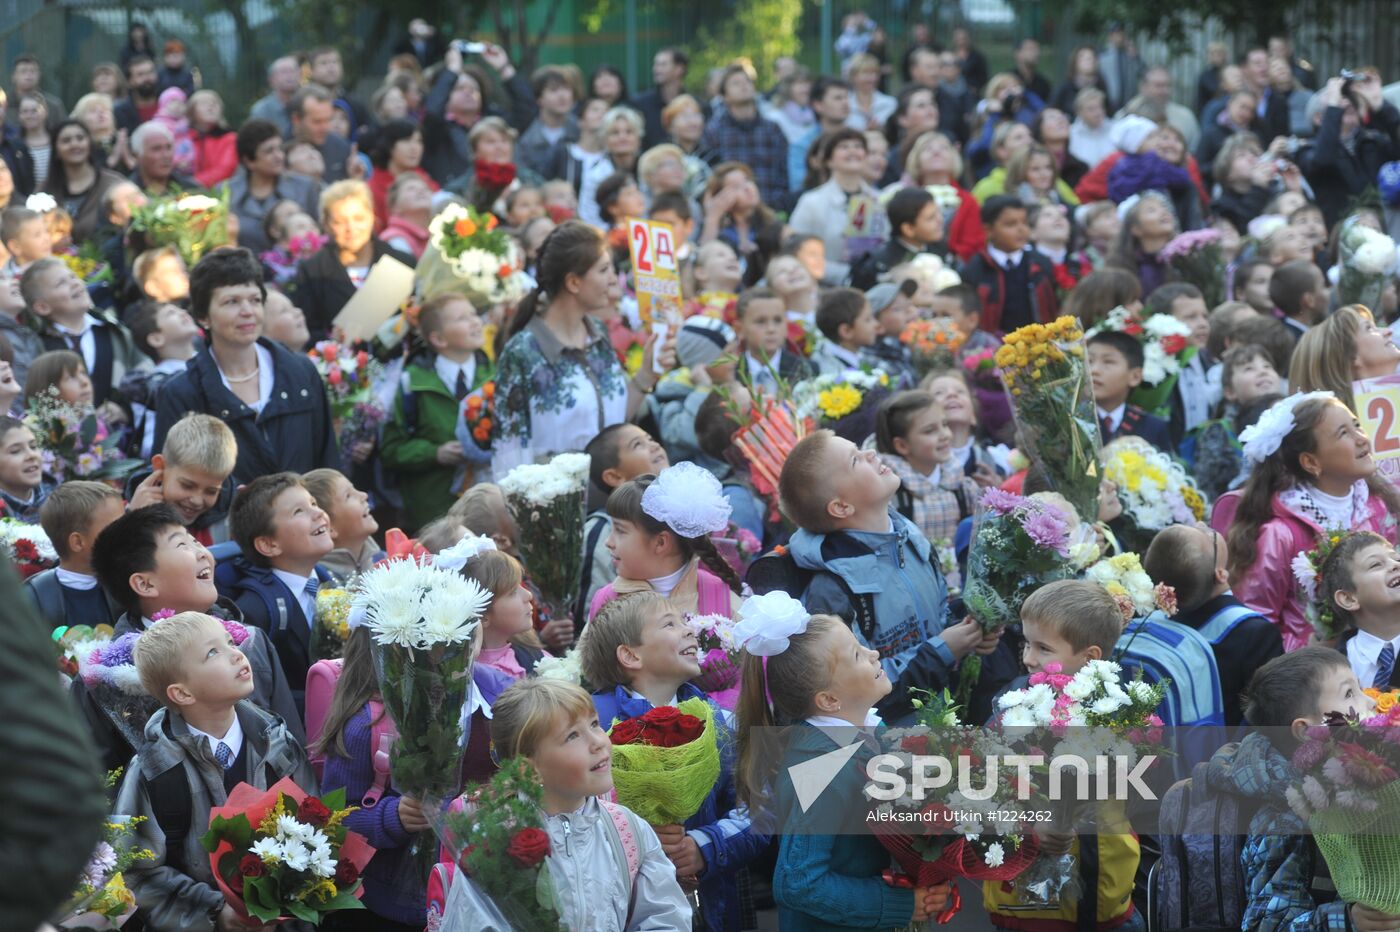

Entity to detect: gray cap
[675,315,736,368]
[866,278,918,314]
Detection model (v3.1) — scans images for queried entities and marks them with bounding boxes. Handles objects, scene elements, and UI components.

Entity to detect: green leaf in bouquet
[244,876,282,922]
[200,812,252,852]
[285,898,320,923]
[320,786,348,811]
[318,887,367,911]
[78,413,99,448]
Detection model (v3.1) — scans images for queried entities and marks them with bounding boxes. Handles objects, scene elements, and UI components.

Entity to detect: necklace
[222,364,259,384]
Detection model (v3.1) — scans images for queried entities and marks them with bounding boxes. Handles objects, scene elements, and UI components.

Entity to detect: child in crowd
[1233,259,1274,314]
[689,240,743,320]
[580,592,766,929]
[989,579,1141,931]
[1144,523,1284,726]
[469,677,691,929]
[734,596,950,928]
[217,472,336,713]
[285,139,326,186]
[450,539,545,681]
[959,195,1059,334]
[505,185,546,229]
[580,424,671,619]
[735,286,812,389]
[651,315,735,463]
[2,207,52,274]
[873,390,979,585]
[777,429,990,723]
[764,254,819,342]
[1026,203,1082,274]
[695,388,772,548]
[89,503,302,771]
[1087,330,1174,452]
[0,272,42,388]
[1188,344,1281,500]
[1262,222,1310,267]
[126,412,239,546]
[0,414,56,520]
[379,173,434,259]
[1216,649,1397,930]
[261,289,311,351]
[540,178,579,223]
[849,186,946,290]
[22,256,148,406]
[590,464,743,620]
[1289,202,1329,260]
[1078,200,1120,269]
[302,467,384,580]
[25,480,125,629]
[114,611,316,932]
[861,280,918,387]
[1226,393,1400,652]
[596,172,647,233]
[381,292,493,532]
[260,208,323,286]
[1145,281,1217,444]
[132,247,190,305]
[810,286,878,376]
[1268,259,1329,343]
[1320,531,1400,689]
[922,368,1008,482]
[122,299,201,460]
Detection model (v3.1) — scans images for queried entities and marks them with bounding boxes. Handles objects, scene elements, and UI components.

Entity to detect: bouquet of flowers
[1160,228,1226,308]
[455,381,497,464]
[128,191,230,268]
[1085,305,1195,415]
[713,523,762,577]
[1291,532,1347,642]
[1338,218,1397,311]
[200,777,374,924]
[498,452,589,621]
[432,757,563,930]
[306,341,382,424]
[684,613,742,707]
[260,231,327,286]
[531,649,583,684]
[59,242,114,287]
[996,317,1101,523]
[26,387,140,482]
[77,633,161,749]
[1286,702,1400,913]
[958,490,1099,704]
[607,698,722,825]
[1100,437,1207,552]
[792,369,892,444]
[55,771,154,929]
[418,203,531,306]
[1085,553,1180,622]
[338,401,388,473]
[55,623,112,679]
[0,516,58,578]
[312,586,354,661]
[724,396,810,521]
[900,318,966,379]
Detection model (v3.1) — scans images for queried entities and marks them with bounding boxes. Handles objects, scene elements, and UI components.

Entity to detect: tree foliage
[686,0,804,89]
[1049,0,1371,48]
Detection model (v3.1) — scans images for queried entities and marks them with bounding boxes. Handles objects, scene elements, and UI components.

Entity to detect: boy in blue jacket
[578,591,766,932]
[217,472,334,714]
[777,429,995,723]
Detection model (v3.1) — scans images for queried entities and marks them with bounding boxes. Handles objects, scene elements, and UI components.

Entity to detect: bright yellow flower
[818,384,863,420]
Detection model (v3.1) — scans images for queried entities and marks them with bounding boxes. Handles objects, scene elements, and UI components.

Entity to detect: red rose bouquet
[0,516,58,578]
[607,698,721,824]
[432,757,563,929]
[200,777,374,924]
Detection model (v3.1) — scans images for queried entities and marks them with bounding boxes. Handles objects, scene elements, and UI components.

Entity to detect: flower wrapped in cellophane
[1100,437,1207,552]
[792,369,892,444]
[723,393,810,522]
[607,698,722,826]
[417,203,531,306]
[128,191,230,268]
[1160,228,1226,308]
[684,613,742,708]
[55,770,155,929]
[1084,552,1180,622]
[1085,305,1195,416]
[26,386,140,482]
[430,757,564,931]
[900,318,966,379]
[312,586,354,661]
[306,341,382,424]
[0,516,59,579]
[996,317,1101,523]
[77,633,161,750]
[1337,217,1397,311]
[200,777,375,924]
[498,451,589,622]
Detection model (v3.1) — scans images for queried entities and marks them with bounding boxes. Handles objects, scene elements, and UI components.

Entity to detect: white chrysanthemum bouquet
[1339,218,1398,310]
[498,451,590,623]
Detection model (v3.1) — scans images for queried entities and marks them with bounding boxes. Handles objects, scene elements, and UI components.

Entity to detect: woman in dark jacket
[154,248,339,481]
[289,179,415,341]
[421,42,535,187]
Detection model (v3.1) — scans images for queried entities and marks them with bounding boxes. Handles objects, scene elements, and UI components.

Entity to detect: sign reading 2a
[626,217,682,325]
[1355,375,1400,490]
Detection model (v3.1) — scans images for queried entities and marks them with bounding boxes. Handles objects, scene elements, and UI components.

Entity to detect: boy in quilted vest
[579,592,767,930]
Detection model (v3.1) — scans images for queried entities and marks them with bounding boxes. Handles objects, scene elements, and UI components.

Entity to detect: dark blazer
[152,337,339,483]
[960,247,1061,334]
[290,240,416,341]
[1338,627,1400,690]
[1102,404,1174,454]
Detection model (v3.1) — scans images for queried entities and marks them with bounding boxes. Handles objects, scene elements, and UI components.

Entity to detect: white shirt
[746,349,785,388]
[55,567,99,590]
[217,343,275,415]
[1347,629,1400,689]
[648,563,688,598]
[272,568,319,626]
[1097,403,1127,434]
[1303,485,1355,531]
[1178,353,1215,432]
[433,354,476,397]
[823,343,863,371]
[986,244,1026,271]
[54,314,99,375]
[1036,245,1068,265]
[189,713,244,764]
[805,711,884,751]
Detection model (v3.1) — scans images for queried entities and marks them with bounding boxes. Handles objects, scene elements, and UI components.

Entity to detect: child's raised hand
[911,882,952,921]
[129,468,165,510]
[1349,904,1400,932]
[397,795,431,833]
[937,616,984,660]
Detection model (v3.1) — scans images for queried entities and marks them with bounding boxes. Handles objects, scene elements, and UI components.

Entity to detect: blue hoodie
[592,682,767,932]
[787,508,955,724]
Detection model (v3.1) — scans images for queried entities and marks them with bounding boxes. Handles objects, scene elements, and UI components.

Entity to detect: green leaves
[200,813,252,853]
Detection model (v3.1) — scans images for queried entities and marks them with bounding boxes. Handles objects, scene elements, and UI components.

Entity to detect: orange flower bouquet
[900,318,966,378]
[455,381,497,464]
[418,203,530,306]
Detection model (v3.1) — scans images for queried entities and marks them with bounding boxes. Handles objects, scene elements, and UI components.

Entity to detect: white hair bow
[641,461,732,538]
[1239,391,1335,464]
[433,533,499,571]
[732,591,811,657]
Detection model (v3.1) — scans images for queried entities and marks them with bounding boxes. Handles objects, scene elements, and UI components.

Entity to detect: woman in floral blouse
[493,220,675,473]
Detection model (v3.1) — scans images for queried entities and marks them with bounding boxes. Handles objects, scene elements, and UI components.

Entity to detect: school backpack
[424,798,642,932]
[303,658,397,807]
[745,549,877,642]
[1150,753,1247,932]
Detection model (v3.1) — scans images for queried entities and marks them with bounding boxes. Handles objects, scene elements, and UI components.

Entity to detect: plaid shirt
[1241,826,1348,932]
[881,453,979,590]
[702,108,791,207]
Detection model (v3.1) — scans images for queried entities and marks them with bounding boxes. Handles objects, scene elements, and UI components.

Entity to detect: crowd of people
[11,13,1400,932]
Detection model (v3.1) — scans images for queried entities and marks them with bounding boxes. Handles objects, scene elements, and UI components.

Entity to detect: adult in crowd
[422,43,533,187]
[0,92,34,197]
[226,118,320,255]
[249,55,302,139]
[664,93,715,170]
[1268,34,1316,90]
[291,180,414,341]
[787,76,850,194]
[1052,46,1108,114]
[393,18,447,67]
[308,46,371,139]
[17,94,53,190]
[951,26,989,94]
[1197,89,1266,183]
[449,117,542,214]
[788,129,886,284]
[158,39,196,96]
[1124,66,1201,151]
[517,66,579,181]
[493,220,675,475]
[367,119,438,230]
[113,55,161,135]
[634,47,690,148]
[1033,107,1089,188]
[702,65,790,209]
[6,54,66,132]
[588,65,628,108]
[1099,22,1142,112]
[44,120,128,245]
[129,121,199,196]
[187,90,237,187]
[155,248,339,482]
[120,21,156,69]
[1261,56,1314,140]
[765,68,815,145]
[1196,42,1230,111]
[91,62,125,98]
[843,53,895,133]
[1297,73,1400,227]
[886,130,984,261]
[578,107,644,227]
[70,92,125,170]
[290,83,362,185]
[1012,39,1052,103]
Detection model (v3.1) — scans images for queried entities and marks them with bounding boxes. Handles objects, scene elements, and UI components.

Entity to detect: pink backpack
[304,658,397,807]
[424,798,641,930]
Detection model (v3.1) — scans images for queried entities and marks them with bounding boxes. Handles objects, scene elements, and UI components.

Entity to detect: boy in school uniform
[217,473,335,715]
[848,186,949,290]
[734,286,813,390]
[380,291,493,532]
[776,429,995,723]
[1320,531,1400,690]
[1,207,52,275]
[127,412,240,546]
[958,195,1059,334]
[809,287,879,377]
[26,480,126,630]
[1144,522,1284,727]
[860,279,918,388]
[21,256,149,406]
[1144,282,1218,447]
[114,610,316,932]
[579,424,670,620]
[1267,259,1329,345]
[1088,330,1174,453]
[122,299,202,461]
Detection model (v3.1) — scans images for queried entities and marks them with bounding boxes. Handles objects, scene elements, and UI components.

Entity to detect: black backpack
[745,549,878,642]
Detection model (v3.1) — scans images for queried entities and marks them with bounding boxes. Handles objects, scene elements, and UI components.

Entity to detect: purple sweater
[321,705,424,926]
